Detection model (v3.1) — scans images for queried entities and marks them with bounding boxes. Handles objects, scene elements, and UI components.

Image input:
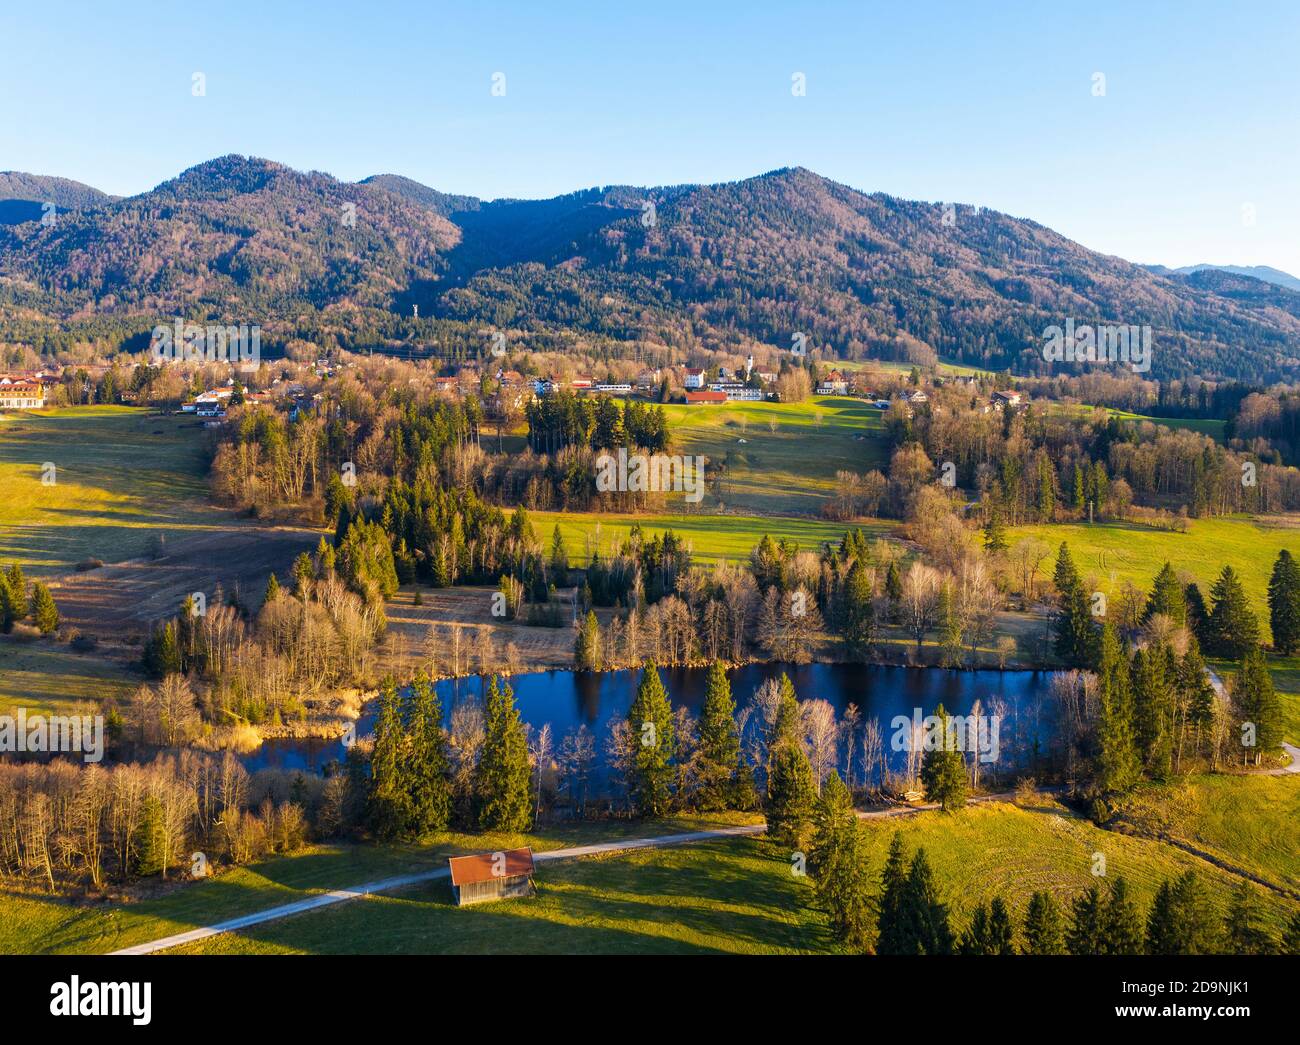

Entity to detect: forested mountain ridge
[1,156,1298,382]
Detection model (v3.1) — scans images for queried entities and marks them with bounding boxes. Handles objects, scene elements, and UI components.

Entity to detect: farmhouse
[448,847,536,906]
[992,389,1024,409]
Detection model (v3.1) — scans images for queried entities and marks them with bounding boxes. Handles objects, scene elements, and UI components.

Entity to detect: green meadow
[0,407,217,573]
[532,509,890,565]
[1010,515,1298,626]
[0,637,139,715]
[146,797,1300,954]
[659,395,887,515]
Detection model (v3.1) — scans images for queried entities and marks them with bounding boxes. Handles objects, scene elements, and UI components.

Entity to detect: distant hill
[0,172,116,226]
[2,157,1299,382]
[1172,263,1300,293]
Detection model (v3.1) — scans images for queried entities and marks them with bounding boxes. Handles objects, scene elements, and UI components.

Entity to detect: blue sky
[4,0,1298,272]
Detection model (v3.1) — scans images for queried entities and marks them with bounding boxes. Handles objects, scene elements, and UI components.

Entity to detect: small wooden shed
[448,847,536,906]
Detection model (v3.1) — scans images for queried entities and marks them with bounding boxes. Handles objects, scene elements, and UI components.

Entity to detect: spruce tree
[1052,543,1097,666]
[1231,648,1283,766]
[626,663,676,817]
[983,508,1008,553]
[30,582,59,634]
[901,848,954,955]
[920,704,967,810]
[767,742,816,849]
[575,610,603,671]
[264,572,281,603]
[1095,623,1141,793]
[1148,871,1222,954]
[367,679,411,840]
[1267,549,1300,654]
[1099,876,1144,954]
[475,676,532,831]
[1144,562,1186,625]
[1184,581,1209,645]
[885,561,903,623]
[1144,879,1179,955]
[1066,885,1105,955]
[875,831,912,955]
[5,563,27,619]
[809,773,872,948]
[1024,890,1065,954]
[407,672,453,835]
[1131,646,1173,780]
[839,559,876,659]
[549,524,569,580]
[1282,911,1300,956]
[134,795,169,877]
[1207,565,1260,658]
[1224,880,1274,955]
[697,660,742,811]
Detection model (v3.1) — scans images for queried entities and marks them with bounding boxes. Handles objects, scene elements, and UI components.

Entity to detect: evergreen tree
[767,743,816,849]
[1131,646,1173,780]
[1095,623,1141,793]
[885,560,903,623]
[292,551,315,598]
[1267,549,1300,654]
[1282,911,1300,956]
[960,897,1015,954]
[143,620,182,677]
[1184,581,1209,643]
[367,679,411,840]
[1146,871,1221,954]
[1224,880,1274,955]
[549,524,569,581]
[901,848,954,955]
[1066,885,1105,955]
[474,676,532,830]
[875,832,912,955]
[920,703,967,810]
[1207,565,1261,658]
[838,559,876,659]
[1099,876,1144,954]
[575,610,603,671]
[264,572,282,603]
[983,508,1008,553]
[1024,890,1066,954]
[626,663,676,817]
[134,794,169,877]
[808,772,872,948]
[696,660,743,810]
[30,582,59,634]
[5,563,28,619]
[1231,648,1283,766]
[1053,543,1098,666]
[407,672,453,835]
[1144,562,1187,625]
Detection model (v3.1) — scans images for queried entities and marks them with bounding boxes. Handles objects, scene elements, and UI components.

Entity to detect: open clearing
[533,510,892,565]
[1010,515,1298,626]
[146,797,1299,954]
[660,396,886,515]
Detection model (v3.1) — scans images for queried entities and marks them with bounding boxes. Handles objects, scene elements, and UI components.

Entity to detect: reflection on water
[243,662,1057,776]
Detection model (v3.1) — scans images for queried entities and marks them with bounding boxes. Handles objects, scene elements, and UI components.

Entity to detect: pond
[242,662,1057,780]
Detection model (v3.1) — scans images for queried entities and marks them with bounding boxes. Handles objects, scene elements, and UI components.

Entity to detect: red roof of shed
[448,847,535,886]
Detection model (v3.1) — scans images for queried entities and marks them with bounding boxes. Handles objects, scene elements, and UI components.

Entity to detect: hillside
[0,172,116,226]
[1,158,1298,381]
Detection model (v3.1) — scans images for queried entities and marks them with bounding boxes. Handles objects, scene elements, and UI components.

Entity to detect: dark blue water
[242,663,1056,775]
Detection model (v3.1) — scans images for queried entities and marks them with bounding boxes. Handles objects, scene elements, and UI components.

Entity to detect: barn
[448,847,537,906]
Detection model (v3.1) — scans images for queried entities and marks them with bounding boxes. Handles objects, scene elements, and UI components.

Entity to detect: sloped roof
[448,847,535,886]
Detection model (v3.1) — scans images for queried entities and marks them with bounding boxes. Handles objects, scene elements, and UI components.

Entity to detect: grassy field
[1118,773,1300,893]
[1010,515,1298,626]
[0,407,220,573]
[148,796,1300,955]
[0,634,140,715]
[1049,403,1227,443]
[533,510,892,565]
[659,396,886,515]
[0,813,764,955]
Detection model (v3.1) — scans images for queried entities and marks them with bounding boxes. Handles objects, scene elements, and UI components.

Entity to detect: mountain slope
[0,155,460,317]
[1,159,1297,382]
[1174,264,1300,292]
[0,172,116,227]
